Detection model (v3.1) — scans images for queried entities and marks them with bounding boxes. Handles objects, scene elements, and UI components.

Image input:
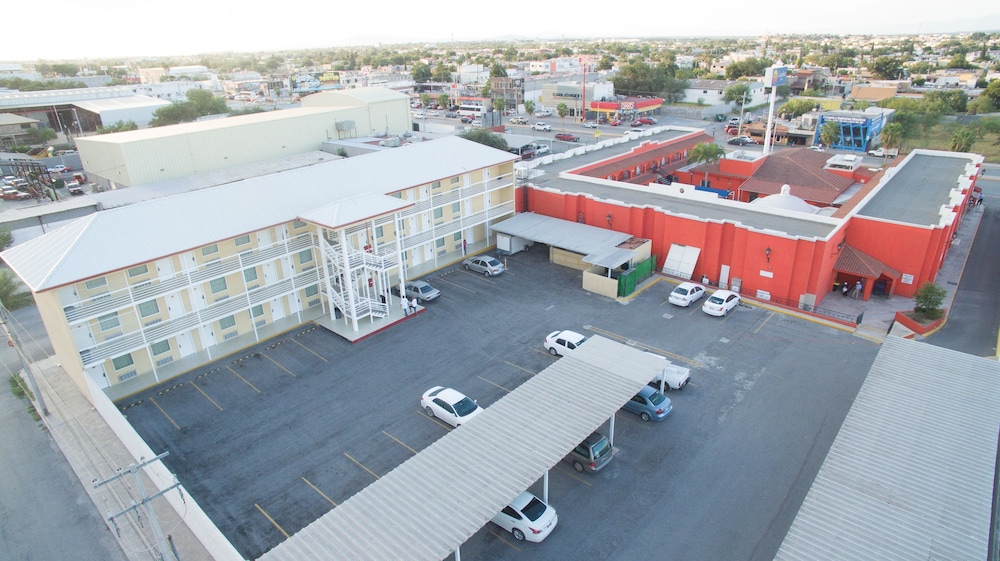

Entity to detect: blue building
[814,108,894,153]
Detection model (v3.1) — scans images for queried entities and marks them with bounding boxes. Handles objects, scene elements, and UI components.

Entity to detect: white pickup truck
[644,352,691,391]
[867,147,899,158]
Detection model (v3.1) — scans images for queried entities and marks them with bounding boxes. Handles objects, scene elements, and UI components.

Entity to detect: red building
[516,130,983,310]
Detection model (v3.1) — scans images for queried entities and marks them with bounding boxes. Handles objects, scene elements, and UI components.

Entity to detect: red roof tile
[740,148,854,204]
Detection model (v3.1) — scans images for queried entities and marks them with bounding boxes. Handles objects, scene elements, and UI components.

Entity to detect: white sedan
[47,164,67,173]
[420,386,483,427]
[543,330,587,356]
[702,289,741,317]
[491,491,558,542]
[668,282,706,307]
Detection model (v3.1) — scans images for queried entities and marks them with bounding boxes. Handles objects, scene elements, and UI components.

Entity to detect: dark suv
[563,432,614,473]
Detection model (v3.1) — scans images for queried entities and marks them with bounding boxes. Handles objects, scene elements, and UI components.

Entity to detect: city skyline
[8,0,1000,62]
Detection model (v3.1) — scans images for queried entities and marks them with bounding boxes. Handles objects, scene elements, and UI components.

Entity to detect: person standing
[401,296,409,317]
[842,281,850,297]
[410,297,418,314]
[853,279,863,299]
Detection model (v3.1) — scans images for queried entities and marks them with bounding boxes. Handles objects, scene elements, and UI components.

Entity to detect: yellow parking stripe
[227,366,262,393]
[260,352,297,377]
[254,503,289,538]
[754,311,775,334]
[504,361,536,376]
[301,477,337,507]
[486,528,522,552]
[382,431,418,455]
[344,453,380,480]
[291,338,328,362]
[190,381,223,411]
[149,397,181,431]
[477,375,512,393]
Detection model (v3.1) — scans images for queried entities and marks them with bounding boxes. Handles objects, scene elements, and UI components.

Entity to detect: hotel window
[451,176,461,184]
[127,264,148,277]
[432,181,441,189]
[111,353,134,370]
[292,220,307,229]
[137,300,159,318]
[150,340,170,356]
[210,278,227,294]
[251,304,264,318]
[219,315,236,330]
[304,285,319,297]
[201,244,219,256]
[433,208,443,219]
[298,249,313,264]
[453,232,462,241]
[85,277,107,290]
[235,234,251,246]
[98,312,120,331]
[452,202,460,213]
[243,268,258,283]
[375,226,384,238]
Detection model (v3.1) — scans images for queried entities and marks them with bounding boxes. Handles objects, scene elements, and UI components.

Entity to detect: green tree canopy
[459,129,508,151]
[524,99,535,117]
[819,121,842,148]
[490,63,507,78]
[0,269,34,310]
[412,62,432,82]
[723,83,751,106]
[778,99,819,118]
[724,58,772,80]
[949,126,976,152]
[431,64,453,82]
[870,57,904,80]
[687,142,727,184]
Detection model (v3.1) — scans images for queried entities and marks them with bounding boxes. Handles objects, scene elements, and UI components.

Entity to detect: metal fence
[618,255,657,297]
[763,294,863,325]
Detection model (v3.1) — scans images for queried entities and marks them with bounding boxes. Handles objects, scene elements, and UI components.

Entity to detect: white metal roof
[491,212,633,267]
[1,136,515,291]
[299,193,413,230]
[774,336,1000,561]
[73,94,171,113]
[260,335,663,561]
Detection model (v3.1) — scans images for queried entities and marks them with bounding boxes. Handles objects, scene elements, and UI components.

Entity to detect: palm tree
[819,121,841,149]
[878,122,903,162]
[524,100,535,122]
[687,142,727,186]
[949,126,976,152]
[0,269,33,310]
[556,103,569,130]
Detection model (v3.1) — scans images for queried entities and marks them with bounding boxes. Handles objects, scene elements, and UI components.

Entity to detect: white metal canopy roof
[491,212,634,267]
[260,335,663,561]
[775,336,1000,561]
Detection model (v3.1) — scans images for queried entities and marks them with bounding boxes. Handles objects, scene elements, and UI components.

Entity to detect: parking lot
[119,247,879,560]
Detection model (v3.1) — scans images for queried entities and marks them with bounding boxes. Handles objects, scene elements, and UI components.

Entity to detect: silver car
[462,256,505,276]
[395,280,440,302]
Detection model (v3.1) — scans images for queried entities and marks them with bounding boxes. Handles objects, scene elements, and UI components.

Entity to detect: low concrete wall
[550,247,589,271]
[582,266,617,298]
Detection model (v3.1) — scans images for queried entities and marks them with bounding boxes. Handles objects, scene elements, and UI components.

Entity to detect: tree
[778,99,819,119]
[913,282,946,321]
[661,77,689,103]
[420,93,431,108]
[26,128,56,144]
[0,269,33,310]
[0,228,12,251]
[687,142,727,185]
[556,103,569,128]
[459,129,508,151]
[820,121,841,148]
[870,57,904,80]
[490,63,507,78]
[186,89,227,115]
[437,94,450,109]
[879,122,903,152]
[723,83,750,107]
[982,79,1000,107]
[431,64,454,82]
[493,98,505,116]
[98,120,139,134]
[412,62,432,82]
[524,100,535,120]
[949,126,976,152]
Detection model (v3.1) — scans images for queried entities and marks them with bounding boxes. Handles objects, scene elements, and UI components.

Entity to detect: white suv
[531,122,552,132]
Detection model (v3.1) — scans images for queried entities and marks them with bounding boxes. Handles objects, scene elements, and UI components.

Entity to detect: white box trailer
[497,232,533,255]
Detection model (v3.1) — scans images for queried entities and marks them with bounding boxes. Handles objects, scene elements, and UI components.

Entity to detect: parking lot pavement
[120,246,879,560]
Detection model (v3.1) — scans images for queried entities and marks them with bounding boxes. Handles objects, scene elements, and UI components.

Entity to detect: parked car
[728,136,754,146]
[554,133,579,142]
[868,147,899,158]
[47,164,68,173]
[2,175,18,186]
[728,117,741,126]
[644,352,692,391]
[702,289,741,317]
[393,280,441,302]
[564,432,614,473]
[608,119,622,126]
[462,255,505,276]
[582,121,598,128]
[634,117,656,125]
[460,116,474,124]
[491,491,558,542]
[427,110,441,117]
[630,120,646,127]
[724,125,740,135]
[67,181,84,195]
[623,386,673,422]
[534,144,551,155]
[808,145,825,152]
[531,122,552,132]
[509,117,528,125]
[1,187,30,200]
[543,330,587,356]
[628,128,645,134]
[668,282,706,307]
[412,112,426,119]
[420,386,483,427]
[535,109,553,117]
[445,111,459,118]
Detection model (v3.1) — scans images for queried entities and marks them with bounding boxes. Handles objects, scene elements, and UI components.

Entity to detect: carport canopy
[492,212,635,269]
[259,335,665,561]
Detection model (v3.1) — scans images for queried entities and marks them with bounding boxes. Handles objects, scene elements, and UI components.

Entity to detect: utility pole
[0,304,48,416]
[93,452,182,561]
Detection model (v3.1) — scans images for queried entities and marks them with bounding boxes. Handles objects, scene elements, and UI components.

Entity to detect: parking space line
[260,352,297,377]
[556,465,594,486]
[420,410,453,431]
[434,277,476,293]
[290,338,328,362]
[615,412,652,429]
[190,381,223,411]
[486,528,522,552]
[254,503,289,538]
[301,477,338,507]
[148,397,181,431]
[459,270,498,284]
[754,311,775,334]
[226,366,262,393]
[503,361,536,377]
[588,325,703,368]
[477,375,512,393]
[344,453,380,480]
[382,431,418,455]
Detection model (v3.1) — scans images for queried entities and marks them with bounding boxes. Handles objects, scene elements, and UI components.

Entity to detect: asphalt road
[926,165,1000,356]
[0,306,128,561]
[120,248,879,560]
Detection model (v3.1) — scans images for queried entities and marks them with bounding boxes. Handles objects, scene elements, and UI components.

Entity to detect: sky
[8,0,1000,62]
